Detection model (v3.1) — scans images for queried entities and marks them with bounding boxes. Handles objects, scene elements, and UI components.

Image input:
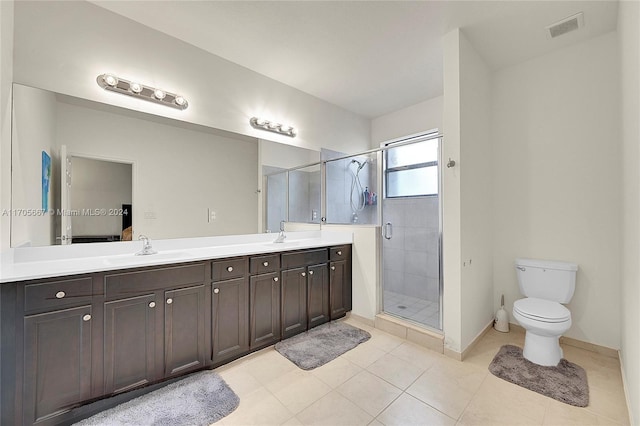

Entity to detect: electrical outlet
[312,210,318,220]
[208,208,217,223]
[143,211,156,220]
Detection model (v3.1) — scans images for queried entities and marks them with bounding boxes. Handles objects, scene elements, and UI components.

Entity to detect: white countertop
[0,231,353,283]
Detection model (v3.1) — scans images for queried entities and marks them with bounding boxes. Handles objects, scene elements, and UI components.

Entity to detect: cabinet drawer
[24,277,93,313]
[212,257,247,281]
[105,263,206,299]
[330,245,351,261]
[281,249,328,269]
[250,254,280,275]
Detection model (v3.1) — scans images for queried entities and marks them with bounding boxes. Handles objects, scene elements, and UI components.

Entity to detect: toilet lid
[513,298,571,323]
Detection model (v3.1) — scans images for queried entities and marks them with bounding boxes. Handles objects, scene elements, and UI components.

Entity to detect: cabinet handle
[301,272,306,277]
[273,277,279,282]
[82,314,91,321]
[337,250,342,256]
[166,298,173,305]
[227,266,234,272]
[55,291,66,299]
[213,288,220,294]
[309,270,314,275]
[263,261,269,267]
[149,301,156,308]
[331,266,336,271]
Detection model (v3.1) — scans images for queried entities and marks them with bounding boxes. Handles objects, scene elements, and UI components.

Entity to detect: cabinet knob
[82,314,91,322]
[331,266,336,271]
[227,266,234,272]
[273,277,279,282]
[337,251,342,256]
[213,288,220,294]
[263,261,269,267]
[166,298,173,305]
[301,272,306,277]
[149,301,156,308]
[309,270,314,275]
[55,291,66,299]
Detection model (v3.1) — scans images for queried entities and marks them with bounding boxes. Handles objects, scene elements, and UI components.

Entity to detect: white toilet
[512,258,578,367]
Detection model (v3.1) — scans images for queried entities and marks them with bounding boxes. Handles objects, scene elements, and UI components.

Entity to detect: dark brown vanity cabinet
[23,305,93,425]
[211,258,249,365]
[330,245,352,320]
[103,263,207,395]
[249,271,281,349]
[307,263,330,328]
[20,277,94,425]
[280,267,308,339]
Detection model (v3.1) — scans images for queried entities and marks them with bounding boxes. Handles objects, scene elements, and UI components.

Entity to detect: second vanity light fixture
[250,117,297,138]
[97,74,188,110]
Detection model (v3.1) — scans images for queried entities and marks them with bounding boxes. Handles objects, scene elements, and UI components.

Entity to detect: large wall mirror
[11,83,320,248]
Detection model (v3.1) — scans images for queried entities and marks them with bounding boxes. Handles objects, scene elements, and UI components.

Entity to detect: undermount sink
[103,251,192,266]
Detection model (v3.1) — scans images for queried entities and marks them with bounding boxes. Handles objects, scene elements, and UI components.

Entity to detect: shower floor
[383,290,440,330]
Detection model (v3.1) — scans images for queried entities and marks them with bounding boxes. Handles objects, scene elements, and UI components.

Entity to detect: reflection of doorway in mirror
[67,155,133,244]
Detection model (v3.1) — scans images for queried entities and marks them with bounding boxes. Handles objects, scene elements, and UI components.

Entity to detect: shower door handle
[384,222,393,240]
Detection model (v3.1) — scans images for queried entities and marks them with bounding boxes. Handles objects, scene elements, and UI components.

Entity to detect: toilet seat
[513,298,570,323]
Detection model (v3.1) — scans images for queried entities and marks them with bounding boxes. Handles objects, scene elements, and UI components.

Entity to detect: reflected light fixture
[96,74,188,110]
[250,117,297,137]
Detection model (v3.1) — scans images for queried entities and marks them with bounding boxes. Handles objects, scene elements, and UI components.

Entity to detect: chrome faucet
[136,234,157,255]
[273,220,287,243]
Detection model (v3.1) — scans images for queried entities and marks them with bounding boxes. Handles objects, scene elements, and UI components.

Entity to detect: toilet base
[523,332,563,367]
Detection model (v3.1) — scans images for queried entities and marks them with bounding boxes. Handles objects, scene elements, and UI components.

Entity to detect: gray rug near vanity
[74,371,239,426]
[275,321,371,370]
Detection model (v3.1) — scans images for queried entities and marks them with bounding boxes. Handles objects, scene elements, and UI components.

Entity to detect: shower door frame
[379,131,443,332]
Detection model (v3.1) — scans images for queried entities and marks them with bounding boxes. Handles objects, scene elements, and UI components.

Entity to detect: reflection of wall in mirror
[11,84,260,247]
[11,85,58,247]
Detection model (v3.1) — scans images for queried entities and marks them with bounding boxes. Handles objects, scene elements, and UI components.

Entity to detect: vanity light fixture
[96,74,188,110]
[250,117,297,137]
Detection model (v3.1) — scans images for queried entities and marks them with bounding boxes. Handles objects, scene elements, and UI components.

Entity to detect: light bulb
[153,89,166,100]
[103,74,118,87]
[255,118,267,126]
[280,125,291,133]
[290,128,298,136]
[174,96,186,106]
[268,122,280,129]
[130,82,142,93]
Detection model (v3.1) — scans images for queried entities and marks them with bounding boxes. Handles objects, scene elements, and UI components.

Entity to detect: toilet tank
[515,258,578,303]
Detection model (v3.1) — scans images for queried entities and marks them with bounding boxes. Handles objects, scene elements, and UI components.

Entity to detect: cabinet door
[164,285,206,376]
[23,306,92,425]
[281,268,307,339]
[330,260,351,320]
[308,263,330,329]
[249,272,281,349]
[104,294,157,395]
[212,278,249,364]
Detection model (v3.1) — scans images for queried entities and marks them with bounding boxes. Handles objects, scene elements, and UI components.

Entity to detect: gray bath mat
[75,371,239,425]
[489,344,589,407]
[275,321,371,370]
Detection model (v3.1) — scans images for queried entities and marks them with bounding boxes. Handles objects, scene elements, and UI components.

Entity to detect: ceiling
[91,1,619,119]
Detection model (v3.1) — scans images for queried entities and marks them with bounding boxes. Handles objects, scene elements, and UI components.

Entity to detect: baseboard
[346,312,375,327]
[618,352,635,426]
[508,322,619,359]
[460,320,495,361]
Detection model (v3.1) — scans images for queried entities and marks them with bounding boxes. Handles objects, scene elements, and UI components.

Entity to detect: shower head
[351,159,366,171]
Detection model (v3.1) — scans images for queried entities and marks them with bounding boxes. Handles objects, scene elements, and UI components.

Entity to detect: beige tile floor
[215,317,630,426]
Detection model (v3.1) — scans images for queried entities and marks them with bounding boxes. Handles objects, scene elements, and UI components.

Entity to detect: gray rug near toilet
[74,371,239,425]
[275,321,371,370]
[489,344,589,407]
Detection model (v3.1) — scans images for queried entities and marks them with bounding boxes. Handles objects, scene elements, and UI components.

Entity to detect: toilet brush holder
[494,294,510,333]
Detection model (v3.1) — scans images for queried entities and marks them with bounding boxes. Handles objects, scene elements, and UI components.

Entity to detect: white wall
[70,157,132,238]
[371,96,443,147]
[618,0,640,423]
[0,0,13,251]
[11,85,57,247]
[492,32,621,350]
[459,32,494,349]
[11,1,370,156]
[442,29,463,353]
[55,99,259,240]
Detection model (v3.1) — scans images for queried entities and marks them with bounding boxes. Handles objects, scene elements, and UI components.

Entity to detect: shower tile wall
[264,167,321,232]
[324,155,378,225]
[383,196,439,303]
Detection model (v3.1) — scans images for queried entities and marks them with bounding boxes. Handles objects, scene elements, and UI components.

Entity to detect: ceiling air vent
[546,12,584,39]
